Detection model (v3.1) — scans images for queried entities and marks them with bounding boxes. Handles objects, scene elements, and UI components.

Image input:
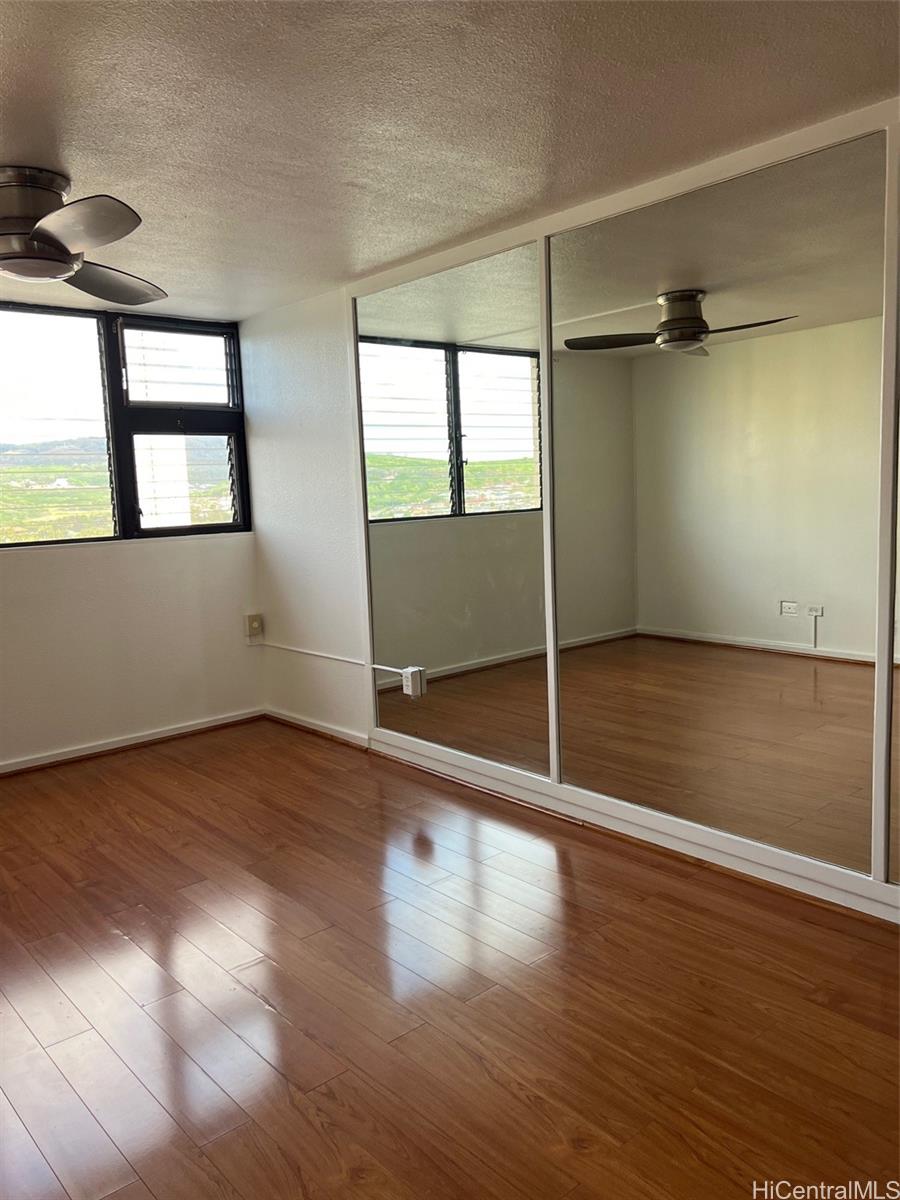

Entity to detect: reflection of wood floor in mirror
[379,634,899,874]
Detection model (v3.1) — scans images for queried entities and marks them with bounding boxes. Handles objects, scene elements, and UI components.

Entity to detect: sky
[0,313,229,445]
[359,341,538,463]
[0,310,108,444]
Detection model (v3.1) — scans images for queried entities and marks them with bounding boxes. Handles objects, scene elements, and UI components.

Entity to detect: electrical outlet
[245,613,264,639]
[807,604,824,618]
[780,601,800,617]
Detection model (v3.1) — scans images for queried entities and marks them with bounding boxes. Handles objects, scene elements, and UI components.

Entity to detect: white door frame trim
[871,119,900,882]
[538,236,562,783]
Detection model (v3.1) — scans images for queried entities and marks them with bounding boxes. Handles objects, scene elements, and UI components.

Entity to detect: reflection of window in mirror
[355,243,550,777]
[358,339,540,522]
[359,341,452,520]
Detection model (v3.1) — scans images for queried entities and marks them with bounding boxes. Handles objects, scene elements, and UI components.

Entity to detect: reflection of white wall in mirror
[372,316,881,679]
[633,317,881,658]
[370,352,636,676]
[553,354,636,646]
[369,511,545,676]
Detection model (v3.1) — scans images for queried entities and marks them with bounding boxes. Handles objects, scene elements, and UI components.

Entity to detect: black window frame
[359,335,542,524]
[0,300,251,548]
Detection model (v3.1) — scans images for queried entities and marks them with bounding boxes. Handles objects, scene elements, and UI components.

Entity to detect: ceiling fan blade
[564,332,656,350]
[32,195,141,253]
[707,316,797,336]
[685,346,709,357]
[65,262,167,306]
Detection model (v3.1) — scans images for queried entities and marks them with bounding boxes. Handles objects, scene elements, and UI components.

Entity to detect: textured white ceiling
[357,132,887,351]
[0,1,896,320]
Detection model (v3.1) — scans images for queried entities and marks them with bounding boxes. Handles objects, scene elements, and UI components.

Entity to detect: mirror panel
[357,244,550,774]
[550,133,886,871]
[892,428,900,883]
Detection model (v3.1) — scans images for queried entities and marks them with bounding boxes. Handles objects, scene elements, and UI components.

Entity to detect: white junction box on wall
[402,666,427,698]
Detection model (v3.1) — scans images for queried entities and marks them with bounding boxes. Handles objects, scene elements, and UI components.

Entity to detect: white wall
[0,533,260,768]
[240,289,371,742]
[1,280,373,768]
[633,318,882,657]
[369,352,636,676]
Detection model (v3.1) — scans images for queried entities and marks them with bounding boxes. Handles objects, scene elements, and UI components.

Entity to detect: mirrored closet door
[356,243,551,775]
[891,429,900,884]
[549,132,887,871]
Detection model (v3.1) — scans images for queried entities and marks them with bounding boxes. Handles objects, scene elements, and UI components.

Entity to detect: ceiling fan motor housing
[655,289,709,351]
[0,166,81,281]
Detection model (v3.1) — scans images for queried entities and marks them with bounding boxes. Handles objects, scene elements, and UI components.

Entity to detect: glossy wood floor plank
[0,718,896,1200]
[15,861,181,1006]
[0,994,137,1200]
[149,833,332,940]
[146,988,416,1200]
[310,1067,532,1200]
[264,913,673,1154]
[233,956,574,1199]
[164,831,495,1000]
[30,932,248,1146]
[0,1088,69,1200]
[372,865,554,964]
[0,922,92,1048]
[180,878,424,1043]
[390,1019,624,1189]
[202,1122,349,1200]
[48,1030,247,1200]
[429,871,609,948]
[112,904,346,1093]
[105,1183,157,1200]
[375,896,551,981]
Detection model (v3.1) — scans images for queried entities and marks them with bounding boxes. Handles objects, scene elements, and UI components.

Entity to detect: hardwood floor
[0,718,897,1199]
[378,634,895,873]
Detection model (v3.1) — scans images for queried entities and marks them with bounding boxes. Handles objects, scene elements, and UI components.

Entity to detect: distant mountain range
[0,438,109,468]
[0,436,226,469]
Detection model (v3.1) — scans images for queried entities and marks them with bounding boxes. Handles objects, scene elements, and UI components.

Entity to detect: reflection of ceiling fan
[0,166,167,305]
[564,289,795,356]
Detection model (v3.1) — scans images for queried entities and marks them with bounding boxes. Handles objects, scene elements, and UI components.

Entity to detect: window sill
[0,529,254,552]
[368,508,542,525]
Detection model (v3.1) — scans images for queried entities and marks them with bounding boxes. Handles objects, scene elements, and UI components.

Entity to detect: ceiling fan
[0,166,167,305]
[564,290,795,356]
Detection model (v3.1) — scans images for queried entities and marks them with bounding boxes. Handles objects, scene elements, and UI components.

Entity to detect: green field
[365,453,540,519]
[0,438,233,543]
[1,442,539,541]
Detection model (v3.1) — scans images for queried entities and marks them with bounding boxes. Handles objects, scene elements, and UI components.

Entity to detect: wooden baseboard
[0,710,267,777]
[263,709,368,749]
[0,707,368,777]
